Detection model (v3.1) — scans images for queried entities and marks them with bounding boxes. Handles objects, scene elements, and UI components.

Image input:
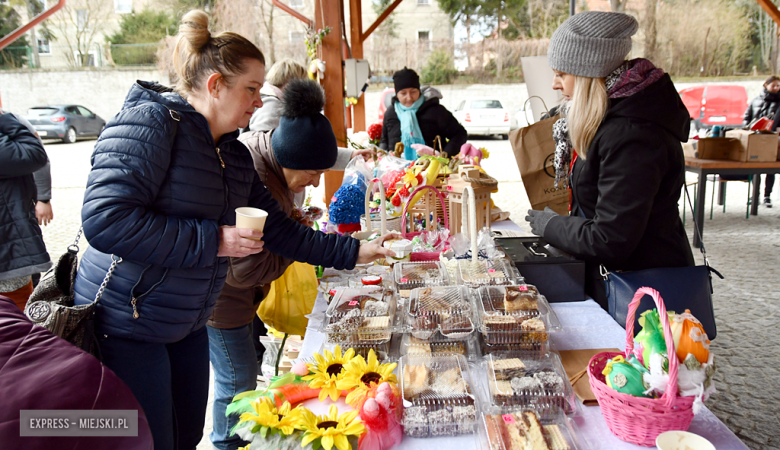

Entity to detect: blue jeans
[97,326,210,450]
[207,323,258,450]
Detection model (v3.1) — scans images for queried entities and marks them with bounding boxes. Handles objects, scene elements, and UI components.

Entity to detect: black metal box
[495,237,586,303]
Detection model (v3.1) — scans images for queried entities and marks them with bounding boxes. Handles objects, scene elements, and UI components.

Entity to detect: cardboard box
[681,141,696,159]
[690,137,741,160]
[725,130,778,162]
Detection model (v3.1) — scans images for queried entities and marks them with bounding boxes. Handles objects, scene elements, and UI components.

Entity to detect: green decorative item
[635,308,667,369]
[603,355,650,397]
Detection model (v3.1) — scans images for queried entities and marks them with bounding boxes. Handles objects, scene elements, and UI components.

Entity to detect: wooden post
[349,0,366,132]
[316,0,346,207]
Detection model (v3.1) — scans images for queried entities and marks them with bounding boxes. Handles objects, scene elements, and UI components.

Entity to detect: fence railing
[0,43,162,70]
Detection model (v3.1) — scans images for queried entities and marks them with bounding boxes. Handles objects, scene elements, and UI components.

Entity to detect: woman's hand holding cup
[218,226,265,257]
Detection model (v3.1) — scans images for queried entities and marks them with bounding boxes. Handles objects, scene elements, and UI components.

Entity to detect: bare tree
[258,0,275,65]
[609,0,628,12]
[48,0,113,67]
[643,0,658,61]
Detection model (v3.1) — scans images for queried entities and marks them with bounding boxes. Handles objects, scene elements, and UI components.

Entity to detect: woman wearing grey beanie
[525,11,694,310]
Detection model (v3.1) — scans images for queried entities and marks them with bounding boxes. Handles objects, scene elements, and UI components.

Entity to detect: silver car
[24,105,105,143]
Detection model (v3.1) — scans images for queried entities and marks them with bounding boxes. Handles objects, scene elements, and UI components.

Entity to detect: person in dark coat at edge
[72,10,395,450]
[380,67,467,159]
[0,110,51,310]
[745,75,780,207]
[525,11,695,311]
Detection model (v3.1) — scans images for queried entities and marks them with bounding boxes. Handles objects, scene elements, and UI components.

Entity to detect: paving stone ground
[42,137,777,449]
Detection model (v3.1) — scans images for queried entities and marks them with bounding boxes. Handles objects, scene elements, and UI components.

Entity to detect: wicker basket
[587,287,695,447]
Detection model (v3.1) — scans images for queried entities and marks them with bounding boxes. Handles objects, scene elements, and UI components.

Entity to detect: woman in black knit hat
[380,67,467,159]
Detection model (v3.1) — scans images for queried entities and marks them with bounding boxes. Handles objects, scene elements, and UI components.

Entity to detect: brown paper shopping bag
[509,115,570,215]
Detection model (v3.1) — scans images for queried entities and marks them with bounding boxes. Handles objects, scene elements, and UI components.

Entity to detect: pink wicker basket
[401,185,450,261]
[587,286,695,447]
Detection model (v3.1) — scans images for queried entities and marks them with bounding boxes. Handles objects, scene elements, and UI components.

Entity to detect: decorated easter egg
[603,355,650,397]
[670,309,710,364]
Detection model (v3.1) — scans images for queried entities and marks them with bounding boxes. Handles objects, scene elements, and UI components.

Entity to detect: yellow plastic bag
[256,262,318,336]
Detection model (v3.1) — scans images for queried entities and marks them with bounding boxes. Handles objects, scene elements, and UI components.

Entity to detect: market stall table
[685,157,780,248]
[300,294,747,450]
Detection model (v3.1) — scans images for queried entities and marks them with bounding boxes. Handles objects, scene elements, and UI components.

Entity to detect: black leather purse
[601,186,722,340]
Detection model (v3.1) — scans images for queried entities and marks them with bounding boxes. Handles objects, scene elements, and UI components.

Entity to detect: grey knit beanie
[548,11,638,78]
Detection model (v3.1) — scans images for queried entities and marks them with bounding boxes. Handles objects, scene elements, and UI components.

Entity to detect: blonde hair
[564,76,608,159]
[172,10,265,96]
[266,58,307,90]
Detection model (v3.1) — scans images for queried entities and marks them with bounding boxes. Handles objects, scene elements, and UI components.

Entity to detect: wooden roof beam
[756,0,780,27]
[272,0,313,28]
[0,0,67,51]
[361,0,403,42]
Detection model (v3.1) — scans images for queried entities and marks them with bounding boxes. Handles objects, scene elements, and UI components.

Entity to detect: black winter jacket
[743,88,780,126]
[73,81,360,343]
[0,113,51,281]
[380,91,467,157]
[543,74,695,308]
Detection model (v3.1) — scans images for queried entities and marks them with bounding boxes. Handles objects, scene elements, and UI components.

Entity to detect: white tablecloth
[300,246,746,450]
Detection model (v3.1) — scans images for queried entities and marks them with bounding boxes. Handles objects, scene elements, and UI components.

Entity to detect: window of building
[76,9,88,30]
[37,38,50,54]
[289,31,305,44]
[115,0,132,14]
[73,50,97,67]
[417,30,430,42]
[289,0,304,7]
[418,0,429,5]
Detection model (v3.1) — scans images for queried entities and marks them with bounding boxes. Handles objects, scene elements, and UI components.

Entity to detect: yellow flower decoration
[480,147,490,159]
[237,397,303,437]
[299,404,365,450]
[303,346,356,401]
[336,350,397,407]
[238,446,250,450]
[402,169,419,188]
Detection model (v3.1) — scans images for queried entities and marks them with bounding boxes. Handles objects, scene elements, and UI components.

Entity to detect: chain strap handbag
[601,186,723,340]
[24,105,179,356]
[25,228,122,356]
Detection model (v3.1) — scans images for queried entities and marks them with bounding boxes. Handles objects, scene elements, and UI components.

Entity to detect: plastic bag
[451,227,503,260]
[259,336,280,379]
[376,154,412,187]
[256,262,318,336]
[342,155,372,188]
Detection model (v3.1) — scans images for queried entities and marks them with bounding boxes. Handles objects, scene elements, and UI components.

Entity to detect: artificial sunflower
[336,350,398,407]
[236,397,303,438]
[299,404,365,450]
[303,345,356,401]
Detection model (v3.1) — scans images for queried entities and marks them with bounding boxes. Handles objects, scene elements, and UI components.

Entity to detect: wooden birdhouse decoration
[446,165,493,232]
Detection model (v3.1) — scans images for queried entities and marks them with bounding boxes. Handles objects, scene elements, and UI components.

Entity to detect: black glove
[524,207,559,237]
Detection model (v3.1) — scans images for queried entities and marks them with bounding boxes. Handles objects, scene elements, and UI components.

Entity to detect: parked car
[452,98,511,139]
[24,105,106,143]
[678,85,748,132]
[378,87,395,122]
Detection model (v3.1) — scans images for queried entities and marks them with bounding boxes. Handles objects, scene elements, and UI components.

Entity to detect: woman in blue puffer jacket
[73,10,394,450]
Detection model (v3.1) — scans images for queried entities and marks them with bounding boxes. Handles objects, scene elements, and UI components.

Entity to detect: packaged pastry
[400,334,476,360]
[457,259,518,288]
[407,286,476,342]
[485,353,577,415]
[482,407,585,450]
[394,261,449,292]
[476,285,561,346]
[399,355,479,437]
[321,287,397,351]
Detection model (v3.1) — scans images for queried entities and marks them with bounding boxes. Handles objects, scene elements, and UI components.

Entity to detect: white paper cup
[235,207,268,236]
[655,431,715,450]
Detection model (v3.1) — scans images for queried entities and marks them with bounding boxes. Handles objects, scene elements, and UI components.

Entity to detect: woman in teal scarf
[380,67,467,160]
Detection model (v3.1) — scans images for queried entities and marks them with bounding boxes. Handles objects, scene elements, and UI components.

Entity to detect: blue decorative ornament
[328,183,367,225]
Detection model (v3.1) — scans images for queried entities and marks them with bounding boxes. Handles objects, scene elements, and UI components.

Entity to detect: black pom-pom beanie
[271,79,338,170]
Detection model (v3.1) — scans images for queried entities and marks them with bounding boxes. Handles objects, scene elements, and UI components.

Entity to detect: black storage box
[495,237,586,303]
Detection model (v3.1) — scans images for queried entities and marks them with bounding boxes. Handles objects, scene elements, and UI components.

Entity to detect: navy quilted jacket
[0,112,51,281]
[73,81,360,343]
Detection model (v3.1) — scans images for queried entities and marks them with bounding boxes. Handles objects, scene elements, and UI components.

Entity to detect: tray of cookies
[476,285,561,345]
[480,407,585,450]
[406,286,476,341]
[321,287,398,351]
[485,353,577,415]
[394,261,450,293]
[400,333,480,361]
[479,334,551,357]
[400,354,480,438]
[457,259,520,289]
